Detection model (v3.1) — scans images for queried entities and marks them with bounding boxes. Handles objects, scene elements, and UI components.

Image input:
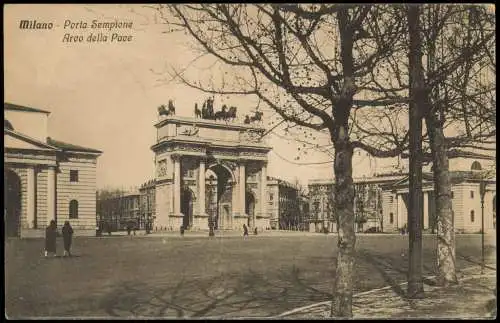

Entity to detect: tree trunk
[331,123,356,318]
[330,8,357,317]
[425,114,458,286]
[407,5,425,299]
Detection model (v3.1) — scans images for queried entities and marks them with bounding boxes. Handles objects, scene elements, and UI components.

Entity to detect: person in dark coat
[45,220,58,257]
[62,221,74,257]
[243,224,249,239]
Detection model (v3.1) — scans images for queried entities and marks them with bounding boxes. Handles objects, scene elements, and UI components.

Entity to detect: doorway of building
[5,169,22,237]
[246,191,255,227]
[181,188,194,229]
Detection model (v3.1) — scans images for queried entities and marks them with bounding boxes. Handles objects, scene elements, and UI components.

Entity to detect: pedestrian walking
[45,220,58,257]
[62,221,74,257]
[254,227,258,235]
[243,224,249,239]
[208,216,215,237]
[180,225,185,236]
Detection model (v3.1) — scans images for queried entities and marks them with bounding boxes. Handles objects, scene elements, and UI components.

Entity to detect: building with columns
[4,103,102,237]
[382,168,496,234]
[308,160,496,234]
[151,115,272,232]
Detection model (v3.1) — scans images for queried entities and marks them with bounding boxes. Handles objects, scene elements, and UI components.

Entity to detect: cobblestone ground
[280,266,497,319]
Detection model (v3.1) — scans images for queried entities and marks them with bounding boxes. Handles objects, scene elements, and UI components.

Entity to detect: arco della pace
[151,114,272,231]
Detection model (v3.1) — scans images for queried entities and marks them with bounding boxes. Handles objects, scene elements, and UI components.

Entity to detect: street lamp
[479,180,486,274]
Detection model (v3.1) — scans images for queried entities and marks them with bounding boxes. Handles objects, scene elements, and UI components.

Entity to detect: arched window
[69,200,79,219]
[390,213,394,224]
[471,161,482,171]
[470,210,475,223]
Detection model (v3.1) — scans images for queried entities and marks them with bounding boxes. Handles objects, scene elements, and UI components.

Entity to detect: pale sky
[4,4,417,191]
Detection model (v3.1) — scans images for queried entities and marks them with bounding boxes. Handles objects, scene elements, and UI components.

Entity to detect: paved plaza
[5,232,496,319]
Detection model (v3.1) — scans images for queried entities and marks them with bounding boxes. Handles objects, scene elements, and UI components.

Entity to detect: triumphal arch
[151,114,272,231]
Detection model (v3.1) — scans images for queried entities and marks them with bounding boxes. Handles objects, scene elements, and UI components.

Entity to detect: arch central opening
[5,169,22,237]
[245,191,256,227]
[181,188,194,229]
[205,164,234,230]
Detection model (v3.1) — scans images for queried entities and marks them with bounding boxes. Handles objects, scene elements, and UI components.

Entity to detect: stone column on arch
[232,172,239,217]
[260,162,268,220]
[173,154,181,215]
[27,166,36,229]
[239,161,246,217]
[198,157,206,216]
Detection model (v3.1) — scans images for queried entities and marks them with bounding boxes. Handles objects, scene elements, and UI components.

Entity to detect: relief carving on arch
[156,159,168,177]
[223,160,238,171]
[240,129,262,143]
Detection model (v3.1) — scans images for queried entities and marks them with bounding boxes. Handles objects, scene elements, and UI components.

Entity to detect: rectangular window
[389,196,394,203]
[70,170,79,182]
[389,213,394,224]
[470,190,474,199]
[269,193,274,201]
[451,191,454,199]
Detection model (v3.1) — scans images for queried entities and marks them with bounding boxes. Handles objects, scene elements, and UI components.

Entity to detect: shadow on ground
[53,265,334,318]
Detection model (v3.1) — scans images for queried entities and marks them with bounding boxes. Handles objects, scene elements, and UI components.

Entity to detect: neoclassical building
[308,162,496,234]
[382,168,496,233]
[4,103,102,237]
[151,115,272,231]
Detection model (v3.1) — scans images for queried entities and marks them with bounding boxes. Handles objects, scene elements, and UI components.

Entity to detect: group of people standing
[44,220,74,257]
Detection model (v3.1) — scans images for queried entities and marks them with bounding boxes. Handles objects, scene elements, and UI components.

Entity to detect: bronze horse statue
[244,111,263,123]
[194,103,202,118]
[227,106,237,122]
[214,105,228,121]
[158,100,176,116]
[202,97,215,120]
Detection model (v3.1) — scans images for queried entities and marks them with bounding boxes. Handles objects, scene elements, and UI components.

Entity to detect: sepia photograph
[4,3,496,319]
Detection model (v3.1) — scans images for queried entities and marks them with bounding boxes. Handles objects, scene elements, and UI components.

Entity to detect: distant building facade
[308,174,403,233]
[267,176,309,230]
[97,191,141,231]
[118,176,309,232]
[308,160,496,233]
[4,103,102,237]
[139,179,156,230]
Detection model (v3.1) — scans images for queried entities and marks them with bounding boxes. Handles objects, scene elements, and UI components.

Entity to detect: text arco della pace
[19,19,135,43]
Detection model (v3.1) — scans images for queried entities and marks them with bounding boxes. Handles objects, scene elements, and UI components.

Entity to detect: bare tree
[415,4,495,287]
[155,4,408,317]
[355,4,495,290]
[406,5,426,298]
